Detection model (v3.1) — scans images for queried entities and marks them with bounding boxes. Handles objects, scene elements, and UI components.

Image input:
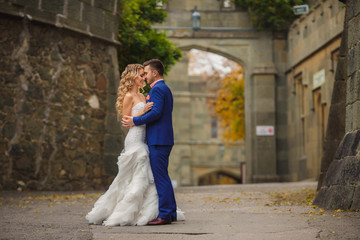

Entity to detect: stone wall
[0,0,121,190]
[313,0,360,210]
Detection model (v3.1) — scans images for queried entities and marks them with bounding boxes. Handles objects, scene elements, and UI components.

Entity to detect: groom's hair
[143,59,164,77]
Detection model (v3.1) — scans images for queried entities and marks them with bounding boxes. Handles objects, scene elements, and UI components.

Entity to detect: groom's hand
[122,115,135,128]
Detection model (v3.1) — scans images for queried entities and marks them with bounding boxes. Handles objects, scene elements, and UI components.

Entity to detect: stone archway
[166,45,246,186]
[198,170,242,185]
[160,0,284,185]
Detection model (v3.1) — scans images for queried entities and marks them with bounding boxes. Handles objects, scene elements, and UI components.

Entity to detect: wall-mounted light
[191,6,201,31]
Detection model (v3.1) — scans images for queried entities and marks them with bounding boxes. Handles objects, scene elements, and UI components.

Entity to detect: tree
[118,0,181,76]
[233,0,305,31]
[213,68,245,142]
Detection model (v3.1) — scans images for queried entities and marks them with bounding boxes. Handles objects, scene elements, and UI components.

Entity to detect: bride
[86,64,169,226]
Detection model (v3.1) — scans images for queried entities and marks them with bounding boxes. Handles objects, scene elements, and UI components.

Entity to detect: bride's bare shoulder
[123,93,134,107]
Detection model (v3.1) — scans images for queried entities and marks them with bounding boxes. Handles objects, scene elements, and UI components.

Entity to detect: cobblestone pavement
[1,182,359,240]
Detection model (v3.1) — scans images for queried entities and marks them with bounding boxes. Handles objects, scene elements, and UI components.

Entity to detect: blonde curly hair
[115,64,144,119]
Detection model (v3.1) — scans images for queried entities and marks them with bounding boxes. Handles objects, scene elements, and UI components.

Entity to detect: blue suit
[133,80,176,220]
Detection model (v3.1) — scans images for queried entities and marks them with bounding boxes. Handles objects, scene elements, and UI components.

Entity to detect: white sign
[293,5,309,15]
[313,69,325,89]
[256,126,275,136]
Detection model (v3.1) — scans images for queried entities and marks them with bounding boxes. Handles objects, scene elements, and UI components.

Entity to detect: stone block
[94,0,114,12]
[106,68,116,94]
[276,159,289,175]
[350,186,360,210]
[332,78,347,103]
[323,185,355,210]
[96,73,107,92]
[103,12,117,33]
[254,98,275,112]
[347,46,356,77]
[41,0,64,15]
[347,70,360,105]
[342,156,360,185]
[67,0,81,21]
[323,160,345,186]
[90,24,112,42]
[345,103,353,132]
[254,112,276,125]
[107,94,117,113]
[103,154,117,176]
[57,15,87,33]
[3,121,16,139]
[13,0,39,8]
[334,56,347,81]
[348,0,360,19]
[353,100,360,130]
[334,130,360,159]
[83,4,104,29]
[347,17,360,48]
[325,103,345,140]
[70,159,86,178]
[80,0,92,5]
[103,133,123,155]
[106,113,122,135]
[313,186,329,207]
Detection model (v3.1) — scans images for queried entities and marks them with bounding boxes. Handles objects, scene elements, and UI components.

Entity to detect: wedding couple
[86,59,184,226]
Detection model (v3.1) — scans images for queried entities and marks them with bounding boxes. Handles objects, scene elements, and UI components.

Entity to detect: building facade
[159,0,345,185]
[285,0,344,181]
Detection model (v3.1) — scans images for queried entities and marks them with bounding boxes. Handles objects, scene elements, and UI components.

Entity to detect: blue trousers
[149,145,177,220]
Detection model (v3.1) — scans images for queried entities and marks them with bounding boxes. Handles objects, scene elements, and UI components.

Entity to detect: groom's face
[144,65,155,84]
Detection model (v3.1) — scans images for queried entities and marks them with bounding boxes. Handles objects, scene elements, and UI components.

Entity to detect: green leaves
[118,0,182,77]
[233,0,306,31]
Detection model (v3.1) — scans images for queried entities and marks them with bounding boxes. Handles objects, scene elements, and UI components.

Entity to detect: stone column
[250,67,279,182]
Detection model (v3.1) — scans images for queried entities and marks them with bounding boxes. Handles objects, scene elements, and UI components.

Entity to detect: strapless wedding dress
[86,102,184,226]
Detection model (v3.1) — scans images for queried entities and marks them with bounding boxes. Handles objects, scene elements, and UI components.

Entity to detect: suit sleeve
[133,87,164,126]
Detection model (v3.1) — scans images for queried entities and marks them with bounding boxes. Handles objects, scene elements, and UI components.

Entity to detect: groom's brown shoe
[147,217,171,225]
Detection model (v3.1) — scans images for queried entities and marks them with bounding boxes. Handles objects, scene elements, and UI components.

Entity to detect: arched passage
[198,170,242,185]
[167,46,246,186]
[178,44,247,71]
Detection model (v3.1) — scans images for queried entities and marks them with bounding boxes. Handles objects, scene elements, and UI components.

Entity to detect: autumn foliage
[213,68,245,142]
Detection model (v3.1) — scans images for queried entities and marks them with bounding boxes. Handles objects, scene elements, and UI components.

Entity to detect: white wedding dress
[86,102,184,226]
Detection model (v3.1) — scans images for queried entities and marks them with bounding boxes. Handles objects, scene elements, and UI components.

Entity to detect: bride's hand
[143,102,153,114]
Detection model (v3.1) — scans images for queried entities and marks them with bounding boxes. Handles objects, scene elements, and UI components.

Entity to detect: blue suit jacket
[133,81,174,146]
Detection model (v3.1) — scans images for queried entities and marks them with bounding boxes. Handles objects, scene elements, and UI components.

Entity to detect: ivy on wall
[233,0,306,31]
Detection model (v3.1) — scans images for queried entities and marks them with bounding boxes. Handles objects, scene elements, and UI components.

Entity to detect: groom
[122,59,177,225]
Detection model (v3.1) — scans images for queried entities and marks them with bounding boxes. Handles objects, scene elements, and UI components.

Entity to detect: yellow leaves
[213,67,245,142]
[333,209,343,213]
[266,188,316,207]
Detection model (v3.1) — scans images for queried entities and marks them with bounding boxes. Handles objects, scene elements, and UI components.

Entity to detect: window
[211,117,218,138]
[156,1,163,9]
[223,0,231,8]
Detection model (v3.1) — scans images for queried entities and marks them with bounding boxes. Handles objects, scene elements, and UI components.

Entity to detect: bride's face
[134,68,145,88]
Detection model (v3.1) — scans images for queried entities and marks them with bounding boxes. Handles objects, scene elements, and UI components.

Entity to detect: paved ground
[1,182,359,240]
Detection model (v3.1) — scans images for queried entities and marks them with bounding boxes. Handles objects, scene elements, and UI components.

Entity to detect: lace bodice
[124,102,146,150]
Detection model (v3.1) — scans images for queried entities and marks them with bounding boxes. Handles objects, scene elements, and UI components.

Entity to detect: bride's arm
[122,94,133,117]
